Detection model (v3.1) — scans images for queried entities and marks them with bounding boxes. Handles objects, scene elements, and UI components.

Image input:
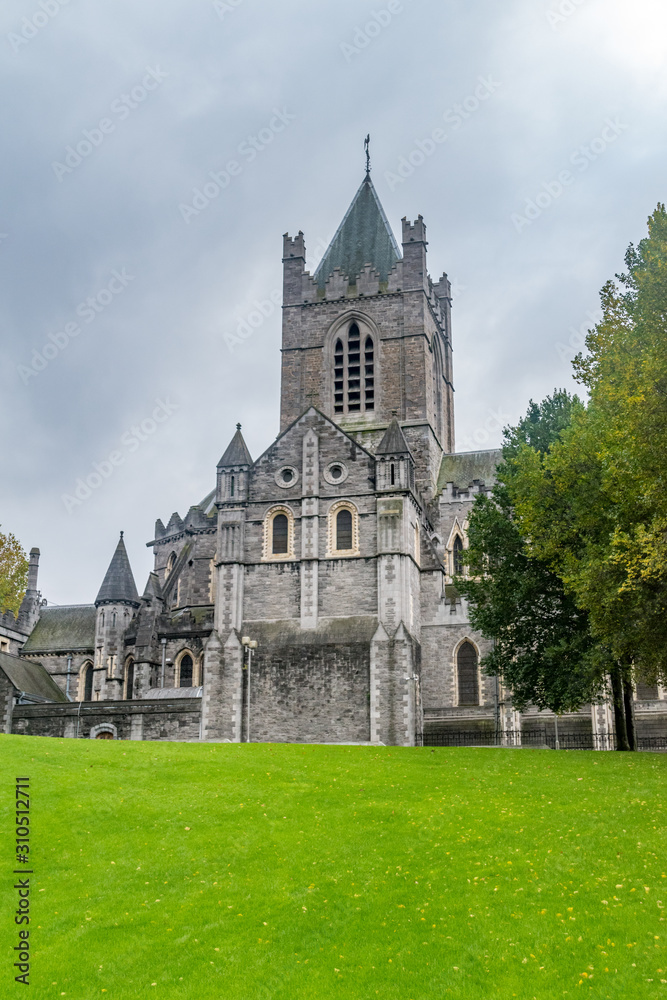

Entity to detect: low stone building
[3,170,666,745]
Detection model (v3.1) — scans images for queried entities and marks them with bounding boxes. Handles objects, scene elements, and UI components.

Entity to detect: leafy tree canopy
[0,527,29,617]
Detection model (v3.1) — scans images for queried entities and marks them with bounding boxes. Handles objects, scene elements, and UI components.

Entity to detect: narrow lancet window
[453,535,464,576]
[179,654,193,687]
[457,642,479,706]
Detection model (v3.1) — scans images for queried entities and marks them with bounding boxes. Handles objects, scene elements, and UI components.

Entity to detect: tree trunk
[623,676,637,751]
[610,667,631,751]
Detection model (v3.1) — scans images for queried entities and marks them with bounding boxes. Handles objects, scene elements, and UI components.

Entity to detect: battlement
[401,215,427,244]
[282,231,306,260]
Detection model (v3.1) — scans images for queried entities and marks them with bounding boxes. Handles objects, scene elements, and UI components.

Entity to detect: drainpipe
[160,638,167,688]
[65,653,72,701]
[75,698,83,739]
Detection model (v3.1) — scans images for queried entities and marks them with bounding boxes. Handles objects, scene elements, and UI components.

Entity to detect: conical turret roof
[95,533,140,606]
[314,174,401,288]
[376,417,412,456]
[217,424,253,468]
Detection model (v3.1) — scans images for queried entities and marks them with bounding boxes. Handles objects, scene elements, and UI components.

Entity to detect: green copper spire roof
[314,175,401,288]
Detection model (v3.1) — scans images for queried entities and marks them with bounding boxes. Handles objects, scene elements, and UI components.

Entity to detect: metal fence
[418,729,667,751]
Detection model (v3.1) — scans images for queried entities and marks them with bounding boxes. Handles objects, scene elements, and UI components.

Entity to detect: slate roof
[0,650,67,702]
[436,449,503,495]
[314,174,401,288]
[95,534,140,606]
[21,605,96,654]
[217,425,253,468]
[376,418,412,456]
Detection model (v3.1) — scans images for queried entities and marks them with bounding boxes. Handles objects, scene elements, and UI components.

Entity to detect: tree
[457,392,607,716]
[511,207,667,719]
[0,527,29,617]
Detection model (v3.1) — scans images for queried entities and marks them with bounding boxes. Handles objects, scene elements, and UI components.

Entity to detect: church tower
[280,170,454,498]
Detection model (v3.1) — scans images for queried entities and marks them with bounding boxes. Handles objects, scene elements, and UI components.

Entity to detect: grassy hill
[1,736,666,999]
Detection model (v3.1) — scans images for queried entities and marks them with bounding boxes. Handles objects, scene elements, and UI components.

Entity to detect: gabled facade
[6,170,667,745]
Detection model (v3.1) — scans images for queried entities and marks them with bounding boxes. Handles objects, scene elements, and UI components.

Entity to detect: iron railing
[418,729,667,751]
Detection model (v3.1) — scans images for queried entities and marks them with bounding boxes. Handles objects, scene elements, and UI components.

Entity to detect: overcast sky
[1,0,665,605]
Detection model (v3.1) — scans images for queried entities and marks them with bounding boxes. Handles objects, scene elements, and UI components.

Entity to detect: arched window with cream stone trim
[327,500,360,558]
[262,505,295,561]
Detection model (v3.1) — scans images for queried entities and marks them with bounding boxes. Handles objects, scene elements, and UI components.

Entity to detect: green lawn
[2,736,666,999]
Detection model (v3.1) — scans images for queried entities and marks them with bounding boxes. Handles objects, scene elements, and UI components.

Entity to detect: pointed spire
[376,416,411,456]
[314,173,401,289]
[95,533,140,606]
[217,424,253,468]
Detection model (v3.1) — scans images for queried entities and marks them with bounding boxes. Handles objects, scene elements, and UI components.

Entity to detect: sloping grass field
[1,736,666,999]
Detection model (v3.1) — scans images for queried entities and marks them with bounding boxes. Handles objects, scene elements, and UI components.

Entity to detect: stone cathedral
[2,172,665,744]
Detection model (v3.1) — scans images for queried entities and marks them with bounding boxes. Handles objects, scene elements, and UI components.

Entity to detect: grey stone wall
[11,698,202,741]
[237,619,374,743]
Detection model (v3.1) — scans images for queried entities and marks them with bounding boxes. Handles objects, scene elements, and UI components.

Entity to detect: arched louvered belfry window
[334,322,375,415]
[453,535,464,576]
[364,336,374,410]
[457,642,479,706]
[272,514,289,555]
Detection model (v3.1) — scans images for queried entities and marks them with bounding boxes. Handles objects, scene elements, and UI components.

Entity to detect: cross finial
[236,423,242,431]
[120,530,124,539]
[364,134,371,176]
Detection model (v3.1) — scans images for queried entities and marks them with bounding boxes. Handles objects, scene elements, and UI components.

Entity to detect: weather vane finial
[364,134,371,176]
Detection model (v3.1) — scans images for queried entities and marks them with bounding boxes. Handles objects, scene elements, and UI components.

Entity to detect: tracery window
[457,641,479,706]
[334,323,375,415]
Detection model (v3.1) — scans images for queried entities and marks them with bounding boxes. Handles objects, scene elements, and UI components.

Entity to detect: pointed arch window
[334,322,375,415]
[81,662,93,701]
[178,653,193,687]
[453,535,464,576]
[124,658,135,700]
[457,642,479,706]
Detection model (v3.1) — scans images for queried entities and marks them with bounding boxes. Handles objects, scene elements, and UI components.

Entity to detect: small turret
[216,424,253,504]
[375,417,415,493]
[93,533,140,701]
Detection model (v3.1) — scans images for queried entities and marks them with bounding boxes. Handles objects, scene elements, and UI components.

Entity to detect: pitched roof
[314,174,401,288]
[95,534,140,606]
[142,572,163,601]
[21,605,96,654]
[0,650,67,703]
[436,449,502,495]
[217,424,253,468]
[375,418,412,456]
